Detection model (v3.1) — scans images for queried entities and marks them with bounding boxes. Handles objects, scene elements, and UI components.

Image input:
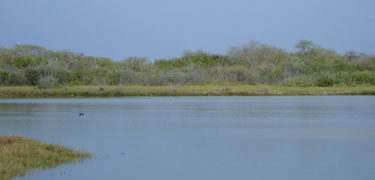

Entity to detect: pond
[1,97,375,180]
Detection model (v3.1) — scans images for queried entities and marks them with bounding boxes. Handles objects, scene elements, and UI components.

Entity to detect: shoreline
[0,85,374,98]
[0,135,91,180]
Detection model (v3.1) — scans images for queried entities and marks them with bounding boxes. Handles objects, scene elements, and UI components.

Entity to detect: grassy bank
[0,136,91,180]
[0,85,374,98]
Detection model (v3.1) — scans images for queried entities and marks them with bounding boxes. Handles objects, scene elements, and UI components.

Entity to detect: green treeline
[1,40,375,88]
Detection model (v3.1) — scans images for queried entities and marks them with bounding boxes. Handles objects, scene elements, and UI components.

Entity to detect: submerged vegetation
[0,40,375,89]
[0,136,91,180]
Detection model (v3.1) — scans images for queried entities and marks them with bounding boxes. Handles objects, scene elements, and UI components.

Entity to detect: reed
[0,85,374,98]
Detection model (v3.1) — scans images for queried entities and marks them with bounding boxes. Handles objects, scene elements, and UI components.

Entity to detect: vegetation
[0,85,374,98]
[0,135,91,180]
[1,41,375,88]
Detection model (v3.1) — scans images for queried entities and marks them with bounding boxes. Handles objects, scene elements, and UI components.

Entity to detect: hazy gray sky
[1,0,374,60]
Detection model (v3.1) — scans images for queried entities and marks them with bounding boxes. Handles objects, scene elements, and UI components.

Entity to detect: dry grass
[0,135,91,180]
[0,85,374,98]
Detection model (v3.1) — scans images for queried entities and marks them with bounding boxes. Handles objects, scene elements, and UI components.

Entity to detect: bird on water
[79,113,85,116]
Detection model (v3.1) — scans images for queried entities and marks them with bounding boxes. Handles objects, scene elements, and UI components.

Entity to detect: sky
[0,0,374,61]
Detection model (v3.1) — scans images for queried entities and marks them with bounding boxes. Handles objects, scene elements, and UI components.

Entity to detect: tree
[294,40,317,54]
[0,71,10,85]
[228,40,260,68]
[121,57,148,72]
[1,42,374,87]
[344,51,360,61]
[38,76,58,89]
[25,69,40,85]
[14,45,47,56]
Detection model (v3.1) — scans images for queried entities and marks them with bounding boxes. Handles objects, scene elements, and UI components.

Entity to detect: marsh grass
[0,85,374,98]
[0,136,91,180]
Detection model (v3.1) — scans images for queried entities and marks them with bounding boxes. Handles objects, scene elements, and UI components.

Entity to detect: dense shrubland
[1,41,374,88]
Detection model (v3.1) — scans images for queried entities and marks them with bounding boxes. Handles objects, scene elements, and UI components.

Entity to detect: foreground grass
[0,85,374,98]
[0,136,91,180]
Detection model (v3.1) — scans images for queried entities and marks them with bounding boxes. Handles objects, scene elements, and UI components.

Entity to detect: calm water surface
[1,97,375,180]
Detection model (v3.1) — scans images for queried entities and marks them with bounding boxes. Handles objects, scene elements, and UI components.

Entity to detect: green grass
[0,85,374,98]
[0,136,91,180]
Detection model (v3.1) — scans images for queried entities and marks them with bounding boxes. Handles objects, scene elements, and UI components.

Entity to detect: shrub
[0,71,10,85]
[37,76,58,89]
[317,74,336,87]
[25,69,40,85]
